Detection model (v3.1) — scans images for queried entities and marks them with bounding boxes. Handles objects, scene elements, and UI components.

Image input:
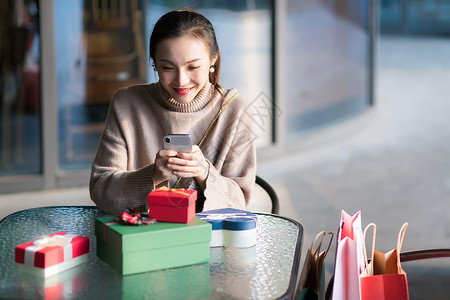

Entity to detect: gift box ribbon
[24,233,77,267]
[115,208,156,226]
[154,186,190,196]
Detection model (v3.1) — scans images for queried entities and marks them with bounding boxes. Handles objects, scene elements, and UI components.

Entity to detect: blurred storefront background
[1,0,446,193]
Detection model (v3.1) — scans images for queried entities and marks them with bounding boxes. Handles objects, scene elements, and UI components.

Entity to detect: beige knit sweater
[89,82,256,215]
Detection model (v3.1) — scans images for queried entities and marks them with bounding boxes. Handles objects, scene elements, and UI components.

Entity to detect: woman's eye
[162,66,174,70]
[189,66,200,70]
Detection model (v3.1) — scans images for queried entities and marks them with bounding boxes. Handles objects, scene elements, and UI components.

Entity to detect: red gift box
[15,231,89,277]
[148,187,197,223]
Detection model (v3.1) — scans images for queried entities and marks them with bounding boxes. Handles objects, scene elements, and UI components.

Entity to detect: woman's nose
[175,70,189,86]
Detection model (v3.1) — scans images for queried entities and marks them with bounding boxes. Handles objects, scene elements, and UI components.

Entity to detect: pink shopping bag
[331,210,365,300]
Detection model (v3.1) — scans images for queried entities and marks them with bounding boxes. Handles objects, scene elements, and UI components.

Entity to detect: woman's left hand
[167,145,209,188]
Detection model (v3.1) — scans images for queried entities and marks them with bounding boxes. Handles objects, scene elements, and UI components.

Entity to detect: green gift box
[95,216,211,275]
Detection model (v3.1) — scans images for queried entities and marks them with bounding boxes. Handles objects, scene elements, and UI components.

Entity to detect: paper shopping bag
[360,223,409,300]
[296,231,334,300]
[331,210,365,300]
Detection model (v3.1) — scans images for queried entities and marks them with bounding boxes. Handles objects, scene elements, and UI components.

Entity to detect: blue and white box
[196,208,257,248]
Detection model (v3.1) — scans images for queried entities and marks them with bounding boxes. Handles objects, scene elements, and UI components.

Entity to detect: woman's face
[155,35,216,104]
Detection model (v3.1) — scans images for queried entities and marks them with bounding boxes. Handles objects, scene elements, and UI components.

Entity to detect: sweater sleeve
[89,129,157,215]
[89,93,157,215]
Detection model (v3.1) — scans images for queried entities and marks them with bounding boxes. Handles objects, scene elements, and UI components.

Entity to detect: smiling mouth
[173,87,194,95]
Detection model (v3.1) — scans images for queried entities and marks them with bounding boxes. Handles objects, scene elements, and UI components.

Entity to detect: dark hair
[150,9,222,92]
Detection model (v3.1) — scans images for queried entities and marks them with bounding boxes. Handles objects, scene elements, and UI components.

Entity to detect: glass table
[0,206,303,299]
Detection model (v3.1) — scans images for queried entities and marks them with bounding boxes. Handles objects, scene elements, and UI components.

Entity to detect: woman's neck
[158,82,213,113]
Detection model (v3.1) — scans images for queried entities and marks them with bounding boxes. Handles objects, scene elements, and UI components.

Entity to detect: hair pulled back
[150,9,222,91]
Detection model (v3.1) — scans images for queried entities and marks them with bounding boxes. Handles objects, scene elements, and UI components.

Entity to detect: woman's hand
[153,149,178,186]
[166,145,209,189]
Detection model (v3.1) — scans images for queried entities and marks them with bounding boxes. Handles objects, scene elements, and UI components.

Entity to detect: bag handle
[322,232,334,258]
[396,223,408,262]
[362,223,376,276]
[311,231,334,257]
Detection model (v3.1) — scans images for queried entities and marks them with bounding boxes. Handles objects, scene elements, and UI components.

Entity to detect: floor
[1,36,449,299]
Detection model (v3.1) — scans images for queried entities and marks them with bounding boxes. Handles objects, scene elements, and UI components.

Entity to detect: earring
[152,63,157,71]
[209,66,215,73]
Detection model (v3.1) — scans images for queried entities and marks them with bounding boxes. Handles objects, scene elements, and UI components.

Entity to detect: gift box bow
[115,208,156,226]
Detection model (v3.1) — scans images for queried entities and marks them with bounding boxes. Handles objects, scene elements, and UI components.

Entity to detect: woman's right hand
[153,149,178,186]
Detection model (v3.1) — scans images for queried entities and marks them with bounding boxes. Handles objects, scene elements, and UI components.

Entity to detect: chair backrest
[400,248,450,262]
[255,175,280,215]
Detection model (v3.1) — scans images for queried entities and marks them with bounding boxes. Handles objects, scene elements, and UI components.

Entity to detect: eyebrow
[158,58,203,65]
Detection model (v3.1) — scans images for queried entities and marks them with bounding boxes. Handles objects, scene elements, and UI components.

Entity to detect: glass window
[285,0,371,137]
[379,0,403,31]
[0,0,41,176]
[55,0,147,169]
[380,0,450,35]
[406,0,450,34]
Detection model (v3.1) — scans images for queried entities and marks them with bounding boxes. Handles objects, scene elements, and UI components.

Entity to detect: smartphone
[163,134,192,153]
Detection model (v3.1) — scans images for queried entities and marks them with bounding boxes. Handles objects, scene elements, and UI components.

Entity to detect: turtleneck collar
[157,82,213,113]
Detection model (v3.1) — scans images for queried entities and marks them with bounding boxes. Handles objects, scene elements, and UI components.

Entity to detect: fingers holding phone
[154,134,191,184]
[163,133,194,176]
[153,134,191,182]
[167,145,209,190]
[156,134,208,187]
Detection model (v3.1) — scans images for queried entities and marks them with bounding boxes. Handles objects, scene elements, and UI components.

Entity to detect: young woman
[90,9,256,215]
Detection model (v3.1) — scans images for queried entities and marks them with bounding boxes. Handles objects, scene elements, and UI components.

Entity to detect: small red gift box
[148,187,197,223]
[15,231,89,277]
